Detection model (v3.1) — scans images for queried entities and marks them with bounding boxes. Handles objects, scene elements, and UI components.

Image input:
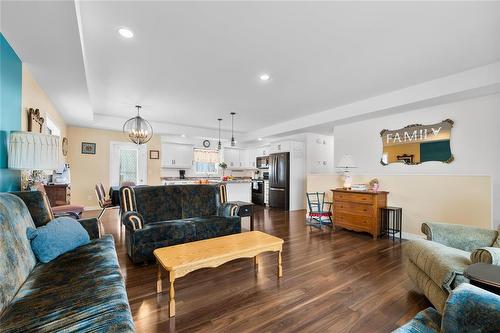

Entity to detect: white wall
[334,93,500,229]
[306,133,334,174]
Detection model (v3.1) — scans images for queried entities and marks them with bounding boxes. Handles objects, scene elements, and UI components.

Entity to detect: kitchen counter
[161,177,253,185]
[160,178,252,202]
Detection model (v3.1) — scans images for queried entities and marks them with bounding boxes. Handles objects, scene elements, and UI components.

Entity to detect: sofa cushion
[392,307,441,333]
[10,191,53,227]
[0,235,135,333]
[441,283,500,333]
[0,193,37,315]
[27,217,90,263]
[134,186,182,223]
[404,239,471,293]
[190,216,241,239]
[180,185,219,218]
[135,219,197,244]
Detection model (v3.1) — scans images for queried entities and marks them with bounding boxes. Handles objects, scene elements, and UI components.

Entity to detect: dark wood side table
[230,201,255,231]
[464,263,500,295]
[44,184,71,207]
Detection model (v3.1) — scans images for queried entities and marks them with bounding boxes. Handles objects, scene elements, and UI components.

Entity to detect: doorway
[109,141,147,186]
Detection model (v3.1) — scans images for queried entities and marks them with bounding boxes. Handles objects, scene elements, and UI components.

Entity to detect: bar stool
[381,206,402,241]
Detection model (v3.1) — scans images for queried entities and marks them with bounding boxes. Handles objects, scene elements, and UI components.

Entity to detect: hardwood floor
[87,206,430,333]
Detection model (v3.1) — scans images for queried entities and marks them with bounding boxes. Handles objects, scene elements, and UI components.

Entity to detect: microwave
[256,156,269,169]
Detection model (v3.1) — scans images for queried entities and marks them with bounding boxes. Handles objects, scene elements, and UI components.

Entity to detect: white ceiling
[2,1,500,137]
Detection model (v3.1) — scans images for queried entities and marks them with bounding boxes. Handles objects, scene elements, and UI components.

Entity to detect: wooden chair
[95,184,116,220]
[306,192,333,230]
[36,184,84,219]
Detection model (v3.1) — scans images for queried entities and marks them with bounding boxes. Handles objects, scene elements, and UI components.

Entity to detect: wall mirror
[380,119,454,165]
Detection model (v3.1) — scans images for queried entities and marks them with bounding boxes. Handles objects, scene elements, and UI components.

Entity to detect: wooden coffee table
[154,231,284,317]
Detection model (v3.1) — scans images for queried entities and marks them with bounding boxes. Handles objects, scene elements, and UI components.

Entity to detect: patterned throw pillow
[27,217,90,263]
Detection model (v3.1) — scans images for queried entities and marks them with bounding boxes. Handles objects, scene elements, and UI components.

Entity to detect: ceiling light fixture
[123,105,153,145]
[118,28,134,38]
[230,112,236,147]
[217,118,222,150]
[181,134,186,138]
[258,138,263,141]
[259,73,271,81]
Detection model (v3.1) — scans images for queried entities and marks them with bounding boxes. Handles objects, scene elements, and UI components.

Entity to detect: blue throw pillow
[27,217,90,263]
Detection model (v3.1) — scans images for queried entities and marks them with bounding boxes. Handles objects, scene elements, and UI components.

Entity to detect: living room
[1,1,499,332]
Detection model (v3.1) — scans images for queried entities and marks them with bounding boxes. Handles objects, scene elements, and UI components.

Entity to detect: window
[193,148,219,174]
[45,116,61,136]
[119,148,138,185]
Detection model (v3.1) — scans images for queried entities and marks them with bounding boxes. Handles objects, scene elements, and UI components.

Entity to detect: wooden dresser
[331,188,388,239]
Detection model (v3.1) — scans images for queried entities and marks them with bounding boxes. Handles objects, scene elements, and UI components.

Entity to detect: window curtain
[193,149,219,173]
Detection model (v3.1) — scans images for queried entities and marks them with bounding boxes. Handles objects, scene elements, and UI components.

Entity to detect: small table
[231,201,255,231]
[464,263,500,295]
[154,231,284,317]
[381,206,403,241]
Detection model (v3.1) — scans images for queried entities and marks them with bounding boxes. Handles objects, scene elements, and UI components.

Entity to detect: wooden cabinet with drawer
[331,188,388,239]
[44,184,71,207]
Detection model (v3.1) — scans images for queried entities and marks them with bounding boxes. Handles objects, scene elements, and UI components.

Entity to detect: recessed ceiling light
[259,73,271,81]
[181,134,186,138]
[118,28,134,38]
[258,138,263,141]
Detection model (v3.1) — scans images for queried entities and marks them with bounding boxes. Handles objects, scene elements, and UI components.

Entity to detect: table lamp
[8,131,60,190]
[337,154,356,189]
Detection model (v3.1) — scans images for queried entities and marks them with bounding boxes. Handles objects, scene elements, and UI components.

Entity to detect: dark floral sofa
[120,184,241,264]
[0,192,135,332]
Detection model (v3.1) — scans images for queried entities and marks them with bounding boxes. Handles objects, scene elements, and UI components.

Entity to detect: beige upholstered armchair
[404,222,499,313]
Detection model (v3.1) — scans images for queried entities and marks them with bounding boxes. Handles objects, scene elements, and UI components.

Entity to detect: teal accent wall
[0,33,22,191]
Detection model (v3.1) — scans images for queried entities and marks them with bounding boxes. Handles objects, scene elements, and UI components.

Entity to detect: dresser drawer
[333,192,374,205]
[334,212,374,231]
[334,201,374,217]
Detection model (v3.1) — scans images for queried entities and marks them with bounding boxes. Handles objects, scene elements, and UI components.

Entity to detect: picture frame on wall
[149,149,160,159]
[81,142,96,155]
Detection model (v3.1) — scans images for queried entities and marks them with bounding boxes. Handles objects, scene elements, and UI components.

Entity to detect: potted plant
[219,162,228,178]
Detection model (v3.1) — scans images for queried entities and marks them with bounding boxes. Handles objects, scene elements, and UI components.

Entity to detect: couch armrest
[421,222,498,252]
[122,211,144,231]
[218,202,239,217]
[470,247,500,265]
[79,217,101,240]
[441,283,500,332]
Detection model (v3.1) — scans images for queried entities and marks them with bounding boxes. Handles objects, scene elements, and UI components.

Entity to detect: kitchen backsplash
[160,168,255,178]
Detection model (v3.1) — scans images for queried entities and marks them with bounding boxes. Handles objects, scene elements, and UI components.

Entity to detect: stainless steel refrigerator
[269,152,290,210]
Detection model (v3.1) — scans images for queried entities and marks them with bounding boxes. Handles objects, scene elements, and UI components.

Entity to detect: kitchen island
[161,178,252,203]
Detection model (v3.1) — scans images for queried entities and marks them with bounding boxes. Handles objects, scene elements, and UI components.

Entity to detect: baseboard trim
[401,232,425,240]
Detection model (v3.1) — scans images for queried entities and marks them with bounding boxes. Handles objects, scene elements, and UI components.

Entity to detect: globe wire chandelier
[123,105,153,144]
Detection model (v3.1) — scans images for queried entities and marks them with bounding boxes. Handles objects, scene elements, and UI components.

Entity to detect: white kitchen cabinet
[223,148,240,168]
[255,145,270,157]
[239,149,249,168]
[223,148,255,169]
[269,141,291,154]
[225,182,252,202]
[161,143,193,169]
[248,148,257,168]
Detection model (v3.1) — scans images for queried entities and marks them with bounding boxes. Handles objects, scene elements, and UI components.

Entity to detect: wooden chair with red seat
[95,184,116,220]
[36,184,84,219]
[306,192,333,231]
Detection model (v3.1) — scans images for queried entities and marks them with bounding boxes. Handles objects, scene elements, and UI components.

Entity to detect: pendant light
[123,105,153,144]
[230,112,236,147]
[217,118,222,150]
